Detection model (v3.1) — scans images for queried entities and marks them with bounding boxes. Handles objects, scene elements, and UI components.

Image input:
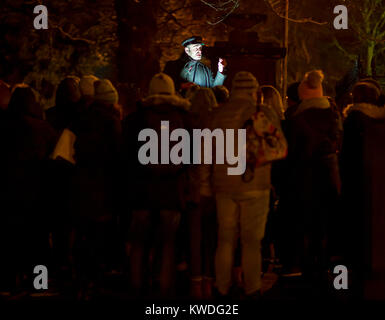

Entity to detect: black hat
[181,36,204,47]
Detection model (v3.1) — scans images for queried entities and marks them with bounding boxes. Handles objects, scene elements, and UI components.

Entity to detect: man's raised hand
[218,58,227,73]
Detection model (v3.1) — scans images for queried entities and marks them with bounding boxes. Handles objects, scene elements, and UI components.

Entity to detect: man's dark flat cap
[181,36,205,47]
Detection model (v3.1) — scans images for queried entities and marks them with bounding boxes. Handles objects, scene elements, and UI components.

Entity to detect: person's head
[182,36,204,61]
[185,44,202,61]
[94,79,119,106]
[212,85,229,105]
[79,75,99,97]
[261,85,284,119]
[8,84,43,119]
[148,72,176,96]
[190,87,218,113]
[231,71,259,103]
[286,81,300,108]
[352,81,381,105]
[0,80,11,110]
[55,76,81,107]
[143,73,191,110]
[184,83,201,101]
[298,70,324,100]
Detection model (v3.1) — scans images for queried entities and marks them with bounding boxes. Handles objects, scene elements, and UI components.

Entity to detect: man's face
[185,44,202,60]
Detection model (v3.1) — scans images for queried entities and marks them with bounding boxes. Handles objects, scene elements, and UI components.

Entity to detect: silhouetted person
[201,72,284,299]
[66,79,123,300]
[0,84,56,293]
[46,76,81,133]
[123,73,190,298]
[188,88,218,299]
[284,70,342,282]
[341,80,385,299]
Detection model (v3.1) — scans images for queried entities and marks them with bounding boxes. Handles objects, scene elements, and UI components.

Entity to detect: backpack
[242,104,288,182]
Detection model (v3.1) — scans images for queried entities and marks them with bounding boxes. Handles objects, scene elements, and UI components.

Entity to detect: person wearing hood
[78,74,99,109]
[187,87,218,299]
[46,76,82,133]
[164,36,227,90]
[123,73,191,297]
[340,80,385,299]
[284,70,343,282]
[199,71,280,299]
[44,76,82,285]
[0,84,57,292]
[61,79,123,300]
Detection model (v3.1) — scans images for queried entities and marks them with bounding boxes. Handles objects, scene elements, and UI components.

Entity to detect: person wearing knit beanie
[231,71,259,99]
[148,73,176,96]
[298,70,324,101]
[79,75,99,97]
[94,79,119,104]
[142,73,191,110]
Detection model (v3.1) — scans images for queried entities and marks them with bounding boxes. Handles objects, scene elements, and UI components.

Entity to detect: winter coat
[340,103,385,278]
[283,96,342,229]
[46,78,82,133]
[187,88,218,203]
[0,91,57,224]
[200,95,281,196]
[67,101,123,223]
[122,94,191,211]
[180,57,226,88]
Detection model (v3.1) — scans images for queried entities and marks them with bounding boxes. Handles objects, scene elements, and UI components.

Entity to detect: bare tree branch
[265,0,327,25]
[331,37,357,61]
[50,24,95,45]
[200,0,240,25]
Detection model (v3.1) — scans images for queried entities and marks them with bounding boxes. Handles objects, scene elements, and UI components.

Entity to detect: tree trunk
[114,0,161,99]
[364,41,375,77]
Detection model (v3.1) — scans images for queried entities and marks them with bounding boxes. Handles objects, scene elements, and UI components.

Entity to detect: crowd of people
[0,66,384,301]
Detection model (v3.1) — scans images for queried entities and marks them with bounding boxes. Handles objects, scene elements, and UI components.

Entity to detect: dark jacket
[340,103,385,279]
[284,97,343,227]
[68,101,123,223]
[123,94,191,211]
[0,87,57,223]
[46,77,82,133]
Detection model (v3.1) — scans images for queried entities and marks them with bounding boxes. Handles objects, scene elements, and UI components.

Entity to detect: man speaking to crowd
[164,36,227,90]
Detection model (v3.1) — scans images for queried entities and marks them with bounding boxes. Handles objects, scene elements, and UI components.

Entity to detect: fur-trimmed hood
[345,103,385,119]
[292,97,330,117]
[141,94,191,111]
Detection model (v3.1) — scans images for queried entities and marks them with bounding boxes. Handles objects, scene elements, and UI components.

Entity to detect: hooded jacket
[66,101,123,223]
[123,93,191,211]
[0,86,57,222]
[199,94,281,196]
[46,77,82,133]
[286,97,343,162]
[341,103,385,280]
[283,96,343,230]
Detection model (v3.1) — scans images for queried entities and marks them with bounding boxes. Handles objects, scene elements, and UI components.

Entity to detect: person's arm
[212,58,227,87]
[213,71,226,87]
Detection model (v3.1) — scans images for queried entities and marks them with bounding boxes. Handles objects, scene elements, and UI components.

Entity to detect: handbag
[242,105,288,182]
